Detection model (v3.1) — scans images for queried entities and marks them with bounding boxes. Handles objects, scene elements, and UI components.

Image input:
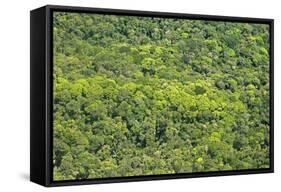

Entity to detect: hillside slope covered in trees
[52,12,270,181]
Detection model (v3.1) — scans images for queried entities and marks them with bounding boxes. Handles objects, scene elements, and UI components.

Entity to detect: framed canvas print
[30,5,274,187]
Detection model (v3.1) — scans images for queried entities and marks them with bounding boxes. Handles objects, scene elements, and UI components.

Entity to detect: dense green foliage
[52,12,270,181]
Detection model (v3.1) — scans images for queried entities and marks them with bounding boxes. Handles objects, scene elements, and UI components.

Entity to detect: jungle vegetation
[52,12,270,181]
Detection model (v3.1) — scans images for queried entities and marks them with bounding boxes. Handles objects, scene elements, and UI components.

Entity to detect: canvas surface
[52,12,270,181]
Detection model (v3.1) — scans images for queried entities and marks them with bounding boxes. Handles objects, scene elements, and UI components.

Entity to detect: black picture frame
[30,4,274,187]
